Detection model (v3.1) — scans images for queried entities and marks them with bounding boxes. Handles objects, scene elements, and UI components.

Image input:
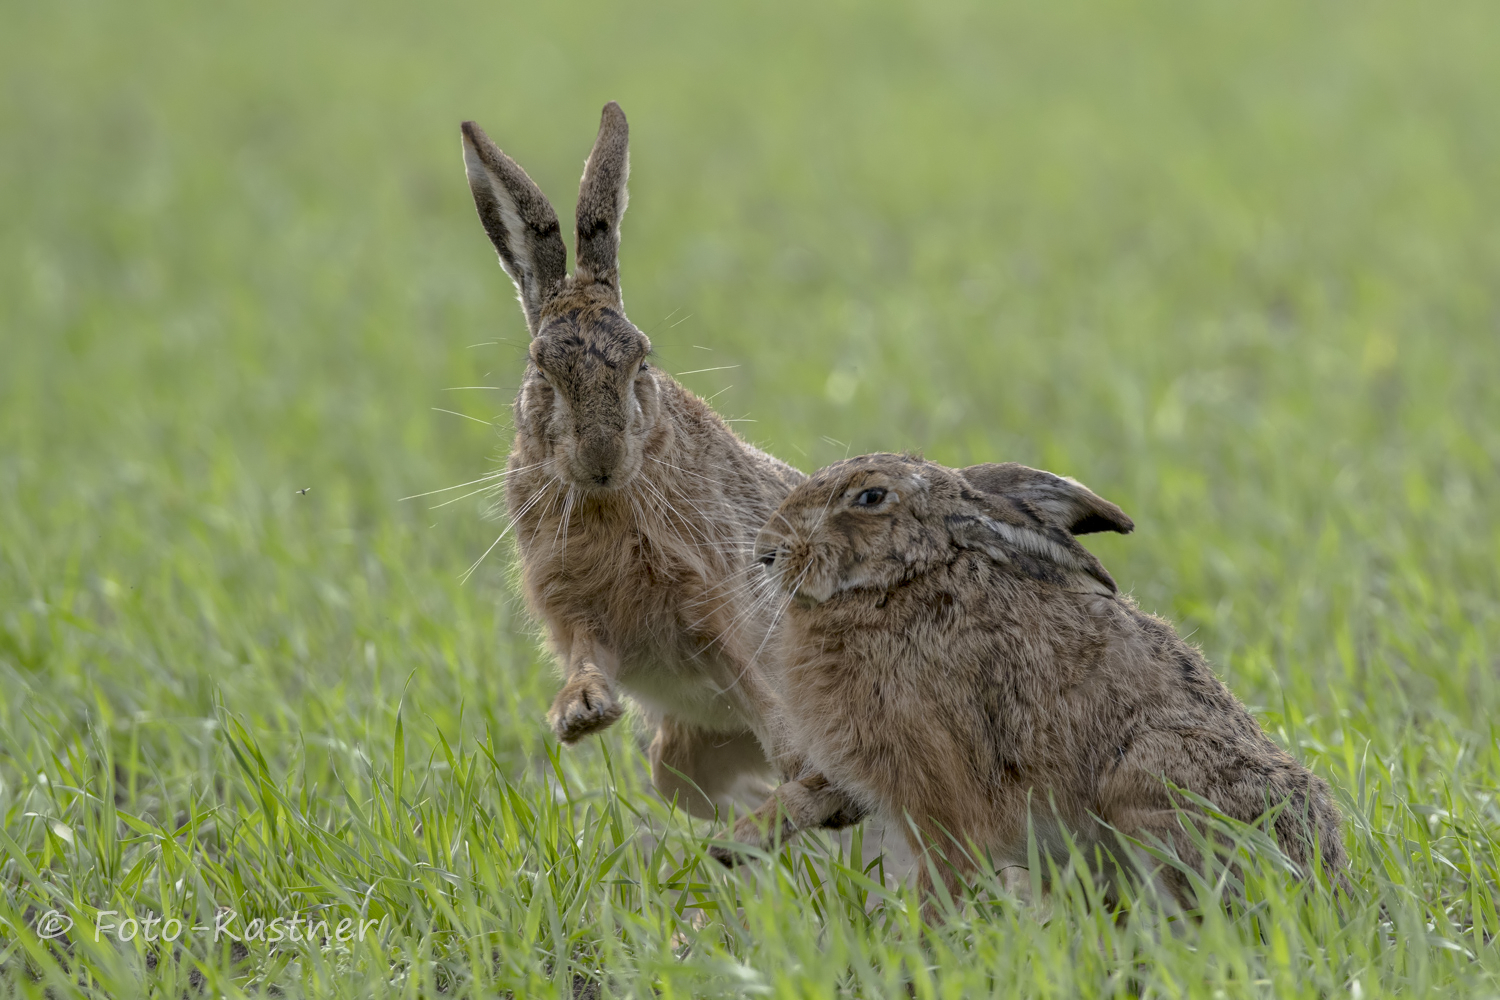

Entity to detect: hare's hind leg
[1098,808,1208,915]
[650,717,776,821]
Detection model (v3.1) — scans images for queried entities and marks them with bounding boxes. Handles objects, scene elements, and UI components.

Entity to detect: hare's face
[756,456,954,604]
[517,303,661,491]
[464,106,654,493]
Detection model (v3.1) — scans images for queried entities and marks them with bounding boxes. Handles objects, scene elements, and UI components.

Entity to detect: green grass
[3,0,1499,995]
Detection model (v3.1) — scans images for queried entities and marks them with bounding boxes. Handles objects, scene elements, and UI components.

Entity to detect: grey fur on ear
[574,102,630,291]
[461,120,569,334]
[960,463,1133,536]
[946,512,1118,596]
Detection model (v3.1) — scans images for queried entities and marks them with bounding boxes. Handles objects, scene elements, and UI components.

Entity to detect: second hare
[749,453,1347,909]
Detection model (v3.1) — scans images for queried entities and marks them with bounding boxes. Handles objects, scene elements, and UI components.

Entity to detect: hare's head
[462,103,661,492]
[756,454,1132,605]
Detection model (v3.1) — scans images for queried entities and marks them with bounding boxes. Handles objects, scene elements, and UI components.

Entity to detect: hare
[460,103,857,819]
[740,452,1347,908]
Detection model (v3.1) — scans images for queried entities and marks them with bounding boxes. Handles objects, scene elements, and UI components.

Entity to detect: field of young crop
[3,0,1499,995]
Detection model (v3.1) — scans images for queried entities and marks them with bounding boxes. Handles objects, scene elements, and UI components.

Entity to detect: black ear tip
[1070,513,1134,535]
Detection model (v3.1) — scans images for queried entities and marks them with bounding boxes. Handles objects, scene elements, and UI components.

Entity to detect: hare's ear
[461,121,568,334]
[961,463,1133,536]
[574,102,630,292]
[947,512,1119,596]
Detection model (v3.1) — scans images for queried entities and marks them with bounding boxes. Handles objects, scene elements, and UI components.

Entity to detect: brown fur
[460,104,828,816]
[741,453,1347,908]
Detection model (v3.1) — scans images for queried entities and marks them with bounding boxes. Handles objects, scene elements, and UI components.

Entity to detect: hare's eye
[853,488,887,508]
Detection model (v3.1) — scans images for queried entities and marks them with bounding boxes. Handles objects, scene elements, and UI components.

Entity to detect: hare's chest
[519,509,683,620]
[616,645,754,731]
[520,514,762,732]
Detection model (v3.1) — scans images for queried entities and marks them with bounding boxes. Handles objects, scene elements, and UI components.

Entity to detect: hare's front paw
[548,674,624,744]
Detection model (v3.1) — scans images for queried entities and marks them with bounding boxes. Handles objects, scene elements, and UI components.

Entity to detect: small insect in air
[296,488,312,496]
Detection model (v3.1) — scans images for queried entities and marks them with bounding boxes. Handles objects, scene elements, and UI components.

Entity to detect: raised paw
[548,674,624,744]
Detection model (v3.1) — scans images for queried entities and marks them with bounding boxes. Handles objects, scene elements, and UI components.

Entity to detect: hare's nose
[756,550,776,567]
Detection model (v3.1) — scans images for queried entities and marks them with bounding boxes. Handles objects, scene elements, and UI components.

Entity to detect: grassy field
[3,0,1499,995]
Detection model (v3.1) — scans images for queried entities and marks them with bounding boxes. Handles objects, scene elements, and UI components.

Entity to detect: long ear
[947,512,1119,596]
[574,102,630,292]
[960,463,1133,536]
[461,120,569,334]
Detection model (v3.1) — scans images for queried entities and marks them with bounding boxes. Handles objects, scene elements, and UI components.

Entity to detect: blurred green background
[3,0,1499,995]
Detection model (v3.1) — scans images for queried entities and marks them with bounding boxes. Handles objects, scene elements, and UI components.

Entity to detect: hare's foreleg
[709,772,867,865]
[546,625,625,744]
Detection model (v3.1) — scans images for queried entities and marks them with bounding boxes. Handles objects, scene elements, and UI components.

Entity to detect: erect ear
[960,463,1133,536]
[574,102,630,293]
[461,120,569,334]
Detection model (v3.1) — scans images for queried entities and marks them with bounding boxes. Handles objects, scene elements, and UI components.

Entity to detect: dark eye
[853,488,886,507]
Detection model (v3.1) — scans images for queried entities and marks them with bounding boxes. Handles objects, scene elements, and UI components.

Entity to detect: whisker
[459,486,550,584]
[427,473,529,510]
[674,365,740,377]
[638,475,719,552]
[553,486,576,567]
[398,464,543,502]
[640,306,683,336]
[718,561,806,672]
[708,570,785,640]
[527,480,565,549]
[746,566,806,670]
[645,481,718,547]
[647,455,731,493]
[681,571,773,611]
[431,407,494,427]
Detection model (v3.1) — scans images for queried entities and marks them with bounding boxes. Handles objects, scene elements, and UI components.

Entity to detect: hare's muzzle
[753,533,795,591]
[573,433,627,489]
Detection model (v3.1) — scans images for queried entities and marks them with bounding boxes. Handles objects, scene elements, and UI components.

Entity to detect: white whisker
[746,566,805,671]
[557,487,576,565]
[428,477,518,510]
[431,407,494,427]
[674,365,740,377]
[398,463,543,502]
[459,485,551,584]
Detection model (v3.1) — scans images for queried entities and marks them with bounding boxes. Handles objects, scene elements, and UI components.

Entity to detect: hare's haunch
[745,453,1346,907]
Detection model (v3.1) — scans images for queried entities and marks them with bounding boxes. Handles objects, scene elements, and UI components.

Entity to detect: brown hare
[739,453,1347,909]
[460,103,840,817]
